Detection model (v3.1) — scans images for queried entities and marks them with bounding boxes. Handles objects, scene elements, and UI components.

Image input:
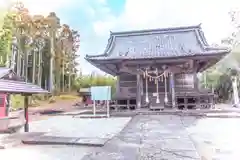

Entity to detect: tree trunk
[37,49,42,87]
[49,32,55,93]
[32,50,36,84]
[24,52,28,82]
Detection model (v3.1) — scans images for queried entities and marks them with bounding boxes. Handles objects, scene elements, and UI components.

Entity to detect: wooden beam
[24,95,29,132]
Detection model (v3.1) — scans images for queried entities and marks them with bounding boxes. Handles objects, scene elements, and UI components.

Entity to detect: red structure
[79,88,93,105]
[0,94,7,117]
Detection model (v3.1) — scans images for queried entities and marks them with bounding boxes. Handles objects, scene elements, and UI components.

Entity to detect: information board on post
[90,86,111,117]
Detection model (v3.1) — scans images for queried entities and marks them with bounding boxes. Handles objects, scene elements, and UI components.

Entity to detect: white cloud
[93,15,117,36]
[7,0,76,16]
[93,0,240,44]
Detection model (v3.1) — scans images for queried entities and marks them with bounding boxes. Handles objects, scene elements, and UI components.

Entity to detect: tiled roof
[85,24,231,61]
[0,79,49,94]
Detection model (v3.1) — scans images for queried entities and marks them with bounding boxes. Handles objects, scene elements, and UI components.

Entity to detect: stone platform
[22,135,108,147]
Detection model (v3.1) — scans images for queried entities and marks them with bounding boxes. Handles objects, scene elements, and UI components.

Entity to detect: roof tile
[0,79,49,94]
[86,25,230,61]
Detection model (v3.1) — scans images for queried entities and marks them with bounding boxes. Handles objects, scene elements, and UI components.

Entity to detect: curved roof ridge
[110,24,202,36]
[86,32,115,58]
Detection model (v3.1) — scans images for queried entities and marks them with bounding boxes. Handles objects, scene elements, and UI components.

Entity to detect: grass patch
[10,93,79,110]
[11,95,24,109]
[10,94,48,109]
[57,94,79,100]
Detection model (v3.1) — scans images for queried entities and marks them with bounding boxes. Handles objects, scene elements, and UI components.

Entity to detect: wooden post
[136,69,141,109]
[232,76,239,106]
[24,95,29,132]
[6,94,10,116]
[193,72,198,91]
[106,100,110,118]
[170,72,176,108]
[127,99,130,110]
[93,100,96,116]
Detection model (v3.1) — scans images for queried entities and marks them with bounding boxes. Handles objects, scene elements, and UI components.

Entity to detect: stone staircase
[141,93,173,110]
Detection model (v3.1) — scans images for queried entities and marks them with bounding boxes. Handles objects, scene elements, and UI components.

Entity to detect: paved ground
[19,116,131,138]
[82,115,200,160]
[1,114,240,160]
[82,115,240,160]
[186,117,240,160]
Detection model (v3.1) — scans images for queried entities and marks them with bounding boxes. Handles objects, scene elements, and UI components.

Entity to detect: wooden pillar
[127,99,130,110]
[170,72,176,108]
[6,94,10,116]
[116,76,120,93]
[193,72,198,91]
[24,95,29,132]
[136,70,141,109]
[232,76,239,106]
[116,76,120,110]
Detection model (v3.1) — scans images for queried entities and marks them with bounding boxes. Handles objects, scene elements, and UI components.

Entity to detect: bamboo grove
[0,2,80,95]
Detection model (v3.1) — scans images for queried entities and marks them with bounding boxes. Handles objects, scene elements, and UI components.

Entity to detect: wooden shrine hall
[85,25,231,110]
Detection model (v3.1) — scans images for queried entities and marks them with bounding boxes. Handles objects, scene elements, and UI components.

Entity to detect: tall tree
[0,2,81,95]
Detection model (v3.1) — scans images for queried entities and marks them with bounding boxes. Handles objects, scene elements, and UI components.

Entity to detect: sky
[1,0,240,74]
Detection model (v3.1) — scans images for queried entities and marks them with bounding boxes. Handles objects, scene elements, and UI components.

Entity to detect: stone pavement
[82,115,200,160]
[0,145,93,160]
[82,115,240,160]
[1,115,240,159]
[185,117,240,160]
[19,116,131,139]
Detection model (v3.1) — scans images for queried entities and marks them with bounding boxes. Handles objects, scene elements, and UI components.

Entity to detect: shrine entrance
[140,66,172,110]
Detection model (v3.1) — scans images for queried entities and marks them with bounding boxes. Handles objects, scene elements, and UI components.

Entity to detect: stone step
[22,136,108,147]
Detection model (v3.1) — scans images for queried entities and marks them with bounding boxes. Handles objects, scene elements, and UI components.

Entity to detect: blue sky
[1,0,240,74]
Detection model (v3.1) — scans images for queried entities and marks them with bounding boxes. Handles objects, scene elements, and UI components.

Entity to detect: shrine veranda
[85,25,231,110]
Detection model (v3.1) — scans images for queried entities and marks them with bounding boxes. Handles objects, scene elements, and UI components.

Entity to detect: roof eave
[0,79,49,94]
[85,50,230,62]
[85,57,117,76]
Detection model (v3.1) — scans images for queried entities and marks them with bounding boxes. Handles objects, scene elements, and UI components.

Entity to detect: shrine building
[85,25,231,110]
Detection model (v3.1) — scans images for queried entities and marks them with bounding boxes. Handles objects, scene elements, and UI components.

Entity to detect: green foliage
[73,74,116,94]
[199,10,240,102]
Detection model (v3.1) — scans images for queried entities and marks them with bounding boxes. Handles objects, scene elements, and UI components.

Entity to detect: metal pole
[93,100,96,116]
[107,100,110,118]
[24,95,29,132]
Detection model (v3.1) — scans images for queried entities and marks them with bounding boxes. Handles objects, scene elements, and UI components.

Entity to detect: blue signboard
[90,86,111,101]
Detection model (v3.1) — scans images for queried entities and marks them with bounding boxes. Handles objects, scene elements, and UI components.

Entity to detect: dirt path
[10,98,81,122]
